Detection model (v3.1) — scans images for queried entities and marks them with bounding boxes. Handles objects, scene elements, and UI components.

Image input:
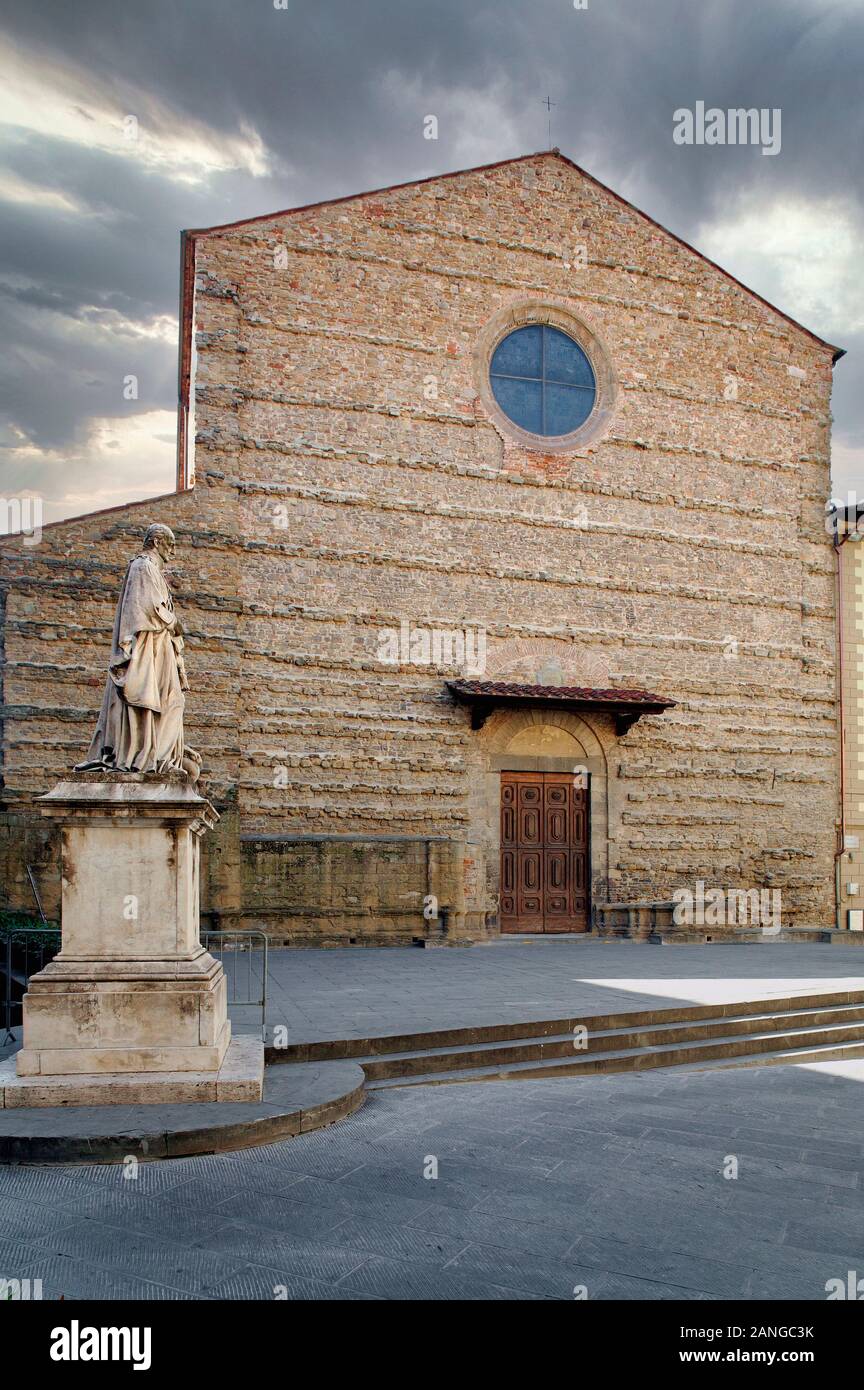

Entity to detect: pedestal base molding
[3,1036,263,1107]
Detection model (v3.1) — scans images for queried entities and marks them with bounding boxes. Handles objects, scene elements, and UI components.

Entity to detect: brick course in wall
[0,151,844,942]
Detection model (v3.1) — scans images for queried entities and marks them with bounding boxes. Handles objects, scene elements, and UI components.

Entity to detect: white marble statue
[76,524,201,779]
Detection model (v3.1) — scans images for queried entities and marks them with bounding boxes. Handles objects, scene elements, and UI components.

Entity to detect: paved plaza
[3,941,864,1299]
[5,939,864,1062]
[1,1056,864,1300]
[261,938,864,1043]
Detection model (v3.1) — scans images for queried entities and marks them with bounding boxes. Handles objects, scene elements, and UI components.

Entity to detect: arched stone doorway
[465,709,612,934]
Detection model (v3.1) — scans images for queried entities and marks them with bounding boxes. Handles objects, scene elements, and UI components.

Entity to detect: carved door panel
[500,771,588,933]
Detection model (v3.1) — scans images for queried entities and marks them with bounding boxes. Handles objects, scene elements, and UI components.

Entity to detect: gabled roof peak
[182,148,842,362]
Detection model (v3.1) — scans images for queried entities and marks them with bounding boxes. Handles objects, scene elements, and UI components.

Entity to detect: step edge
[366,1030,864,1087]
[354,1005,864,1068]
[270,989,864,1062]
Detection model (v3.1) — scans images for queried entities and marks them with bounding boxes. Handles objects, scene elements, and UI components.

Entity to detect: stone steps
[271,987,864,1064]
[365,1018,864,1088]
[267,989,864,1091]
[0,1060,366,1163]
[356,1002,864,1082]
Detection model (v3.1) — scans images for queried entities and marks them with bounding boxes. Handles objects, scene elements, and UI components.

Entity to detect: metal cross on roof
[541,95,557,149]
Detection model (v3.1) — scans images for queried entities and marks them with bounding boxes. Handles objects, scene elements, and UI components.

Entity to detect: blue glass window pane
[543,327,595,388]
[490,325,542,379]
[489,323,597,436]
[544,383,595,435]
[490,375,543,433]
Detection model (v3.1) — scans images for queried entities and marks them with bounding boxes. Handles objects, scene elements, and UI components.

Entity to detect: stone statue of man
[76,524,201,780]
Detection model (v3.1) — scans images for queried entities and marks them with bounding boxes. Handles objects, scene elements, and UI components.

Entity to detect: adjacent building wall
[0,488,242,923]
[838,532,864,929]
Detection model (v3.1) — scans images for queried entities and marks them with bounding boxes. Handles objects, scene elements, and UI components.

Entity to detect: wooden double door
[500,771,589,933]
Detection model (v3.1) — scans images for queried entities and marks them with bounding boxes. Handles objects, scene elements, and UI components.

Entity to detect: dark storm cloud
[5,0,860,218]
[0,0,861,513]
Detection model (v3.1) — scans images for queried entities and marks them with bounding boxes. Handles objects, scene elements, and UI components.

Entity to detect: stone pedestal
[5,773,263,1107]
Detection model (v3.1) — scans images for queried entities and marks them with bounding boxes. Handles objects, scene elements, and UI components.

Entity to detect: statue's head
[142,523,176,564]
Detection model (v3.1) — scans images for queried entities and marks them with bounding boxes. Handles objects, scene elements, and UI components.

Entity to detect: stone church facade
[0,152,845,943]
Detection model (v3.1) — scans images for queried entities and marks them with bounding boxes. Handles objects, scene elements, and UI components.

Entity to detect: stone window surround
[474,300,618,455]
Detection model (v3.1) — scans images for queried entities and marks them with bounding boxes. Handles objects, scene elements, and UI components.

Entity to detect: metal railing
[1,924,267,1045]
[1,926,62,1044]
[202,929,268,1040]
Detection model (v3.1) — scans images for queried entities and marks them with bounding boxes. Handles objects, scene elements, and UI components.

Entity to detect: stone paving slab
[0,1061,365,1163]
[1,1058,863,1299]
[260,939,864,1044]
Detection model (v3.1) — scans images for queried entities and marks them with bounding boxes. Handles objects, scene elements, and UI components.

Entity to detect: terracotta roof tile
[449,681,672,705]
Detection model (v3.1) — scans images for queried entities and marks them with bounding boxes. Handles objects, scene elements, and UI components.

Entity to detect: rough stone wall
[1,152,841,939]
[839,535,864,929]
[194,152,838,931]
[0,488,242,922]
[239,835,468,945]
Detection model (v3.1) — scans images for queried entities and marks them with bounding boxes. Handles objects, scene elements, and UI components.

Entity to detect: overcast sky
[0,0,861,523]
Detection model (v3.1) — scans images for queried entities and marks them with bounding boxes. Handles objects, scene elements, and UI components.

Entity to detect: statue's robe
[78,552,188,774]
